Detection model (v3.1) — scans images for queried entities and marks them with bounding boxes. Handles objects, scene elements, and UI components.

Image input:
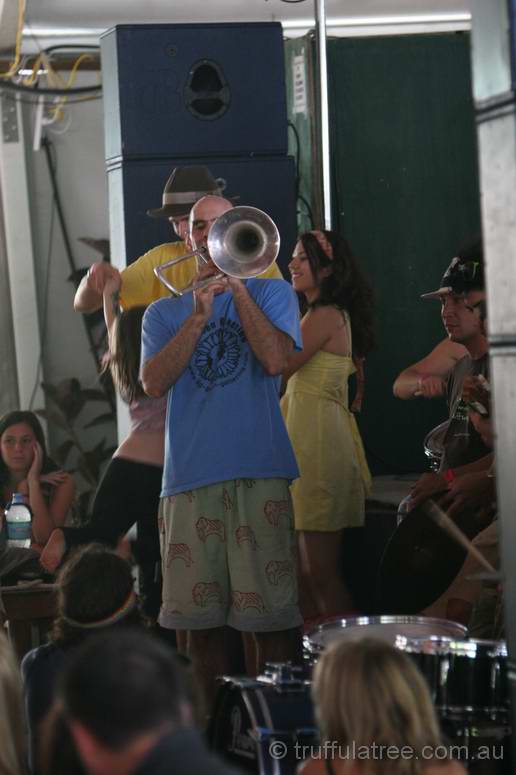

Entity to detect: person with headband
[22,544,144,774]
[281,230,374,623]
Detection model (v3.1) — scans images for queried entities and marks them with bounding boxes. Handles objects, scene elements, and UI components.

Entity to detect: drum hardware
[440,717,510,774]
[257,662,308,689]
[154,205,280,296]
[209,665,318,775]
[397,636,509,723]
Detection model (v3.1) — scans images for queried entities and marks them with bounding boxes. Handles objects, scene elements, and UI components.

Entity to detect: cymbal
[465,570,503,583]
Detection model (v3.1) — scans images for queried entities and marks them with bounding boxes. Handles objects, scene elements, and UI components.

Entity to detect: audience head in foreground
[309,637,466,775]
[56,628,236,775]
[0,629,26,775]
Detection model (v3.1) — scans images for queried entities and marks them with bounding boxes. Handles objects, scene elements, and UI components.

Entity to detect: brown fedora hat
[147,165,226,218]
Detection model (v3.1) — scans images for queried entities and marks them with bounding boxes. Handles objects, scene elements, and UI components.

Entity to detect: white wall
[24,71,116,457]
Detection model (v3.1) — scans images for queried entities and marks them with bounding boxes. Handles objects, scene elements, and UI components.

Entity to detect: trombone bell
[153,206,280,297]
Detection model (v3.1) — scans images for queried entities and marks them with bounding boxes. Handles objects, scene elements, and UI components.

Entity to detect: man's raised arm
[227,278,294,375]
[141,280,222,397]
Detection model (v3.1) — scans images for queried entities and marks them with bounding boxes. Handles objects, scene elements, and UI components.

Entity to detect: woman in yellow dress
[281,230,374,621]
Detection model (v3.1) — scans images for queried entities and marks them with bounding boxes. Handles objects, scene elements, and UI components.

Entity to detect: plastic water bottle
[5,493,32,548]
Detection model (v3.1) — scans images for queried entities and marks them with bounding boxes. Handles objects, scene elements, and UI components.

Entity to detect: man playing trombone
[141,195,302,710]
[73,165,282,313]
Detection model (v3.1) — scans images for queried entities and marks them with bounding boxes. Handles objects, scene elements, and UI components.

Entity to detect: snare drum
[209,664,318,775]
[399,636,509,722]
[304,616,467,664]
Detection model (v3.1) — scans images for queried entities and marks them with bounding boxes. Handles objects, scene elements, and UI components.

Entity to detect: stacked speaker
[101,23,297,273]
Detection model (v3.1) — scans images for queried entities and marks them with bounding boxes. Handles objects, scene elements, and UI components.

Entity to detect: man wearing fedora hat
[73,165,281,313]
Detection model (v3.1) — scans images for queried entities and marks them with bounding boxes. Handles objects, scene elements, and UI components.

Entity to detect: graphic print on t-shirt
[189,317,248,391]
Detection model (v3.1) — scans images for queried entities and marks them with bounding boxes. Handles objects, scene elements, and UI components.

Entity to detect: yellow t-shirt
[119,242,283,310]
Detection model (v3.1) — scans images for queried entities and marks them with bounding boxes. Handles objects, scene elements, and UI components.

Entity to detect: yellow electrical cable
[64,53,95,87]
[22,53,43,85]
[48,53,96,122]
[0,0,26,78]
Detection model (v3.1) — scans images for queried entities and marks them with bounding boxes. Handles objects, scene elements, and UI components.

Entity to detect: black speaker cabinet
[101,23,288,161]
[107,156,297,276]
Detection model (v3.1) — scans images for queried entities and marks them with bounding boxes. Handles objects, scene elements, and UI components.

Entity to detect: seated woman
[0,410,75,551]
[0,629,27,775]
[281,230,374,621]
[40,278,166,622]
[304,637,465,775]
[22,544,144,774]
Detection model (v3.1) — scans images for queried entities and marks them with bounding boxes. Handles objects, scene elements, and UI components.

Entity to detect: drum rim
[304,616,467,655]
[397,636,507,658]
[306,615,468,637]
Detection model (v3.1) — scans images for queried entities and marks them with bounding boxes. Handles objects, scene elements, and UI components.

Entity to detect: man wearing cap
[399,241,497,627]
[407,240,494,516]
[73,166,281,313]
[141,194,302,708]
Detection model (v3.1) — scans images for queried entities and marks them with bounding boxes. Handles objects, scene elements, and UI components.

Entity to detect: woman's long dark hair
[299,230,375,358]
[0,410,58,502]
[107,306,146,404]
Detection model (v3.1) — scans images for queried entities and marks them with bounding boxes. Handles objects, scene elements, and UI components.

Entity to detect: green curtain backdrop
[286,32,481,473]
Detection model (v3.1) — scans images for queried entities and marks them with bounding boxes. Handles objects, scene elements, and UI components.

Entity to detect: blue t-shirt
[141,279,302,496]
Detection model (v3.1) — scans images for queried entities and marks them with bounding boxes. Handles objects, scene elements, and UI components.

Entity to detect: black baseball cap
[421,242,484,300]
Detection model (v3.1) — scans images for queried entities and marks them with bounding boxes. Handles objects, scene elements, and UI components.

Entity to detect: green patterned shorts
[158,478,301,632]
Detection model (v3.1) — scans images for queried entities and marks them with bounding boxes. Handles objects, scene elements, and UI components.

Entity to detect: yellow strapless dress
[281,349,372,531]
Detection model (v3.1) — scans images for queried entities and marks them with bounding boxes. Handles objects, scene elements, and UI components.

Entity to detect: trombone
[153,206,280,297]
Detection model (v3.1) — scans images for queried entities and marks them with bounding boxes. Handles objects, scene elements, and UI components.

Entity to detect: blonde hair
[312,638,445,775]
[0,630,27,775]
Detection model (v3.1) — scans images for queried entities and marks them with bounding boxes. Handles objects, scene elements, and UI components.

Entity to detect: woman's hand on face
[27,442,44,483]
[39,470,69,488]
